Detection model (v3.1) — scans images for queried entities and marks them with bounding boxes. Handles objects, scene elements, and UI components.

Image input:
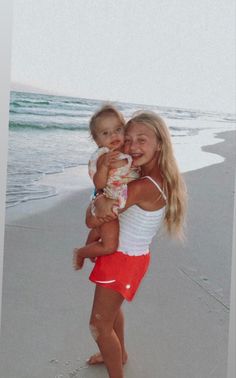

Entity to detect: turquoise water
[7,91,235,207]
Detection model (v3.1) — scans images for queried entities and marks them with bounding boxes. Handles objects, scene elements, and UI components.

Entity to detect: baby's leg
[86,228,101,263]
[86,228,101,244]
[73,219,119,269]
[98,220,119,254]
[73,229,101,270]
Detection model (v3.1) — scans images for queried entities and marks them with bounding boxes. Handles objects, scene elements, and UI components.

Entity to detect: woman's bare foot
[87,351,128,365]
[73,248,85,270]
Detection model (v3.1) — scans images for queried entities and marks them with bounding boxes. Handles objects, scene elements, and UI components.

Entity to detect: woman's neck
[141,159,159,177]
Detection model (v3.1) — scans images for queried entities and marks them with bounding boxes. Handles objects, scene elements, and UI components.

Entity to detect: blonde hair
[89,104,125,140]
[126,111,187,240]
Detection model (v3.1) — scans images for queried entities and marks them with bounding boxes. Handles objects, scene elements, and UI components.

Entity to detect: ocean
[7,90,235,208]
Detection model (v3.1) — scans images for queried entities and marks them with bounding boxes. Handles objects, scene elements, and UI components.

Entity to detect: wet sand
[0,130,235,378]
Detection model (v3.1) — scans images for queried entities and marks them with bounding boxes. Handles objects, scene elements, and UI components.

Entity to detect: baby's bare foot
[87,351,128,365]
[73,248,84,270]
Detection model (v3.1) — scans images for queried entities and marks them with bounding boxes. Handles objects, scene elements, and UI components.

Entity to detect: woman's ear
[157,142,162,151]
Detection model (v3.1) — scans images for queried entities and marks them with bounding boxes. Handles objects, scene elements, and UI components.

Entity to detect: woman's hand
[94,196,118,221]
[85,197,118,228]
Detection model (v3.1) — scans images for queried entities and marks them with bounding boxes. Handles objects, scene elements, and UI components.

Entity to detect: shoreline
[5,165,93,223]
[5,129,235,224]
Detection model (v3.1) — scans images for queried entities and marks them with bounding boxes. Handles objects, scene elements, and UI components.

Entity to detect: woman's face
[124,122,161,167]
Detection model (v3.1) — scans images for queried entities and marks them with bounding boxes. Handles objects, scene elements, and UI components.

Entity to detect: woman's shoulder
[126,175,166,210]
[129,175,163,191]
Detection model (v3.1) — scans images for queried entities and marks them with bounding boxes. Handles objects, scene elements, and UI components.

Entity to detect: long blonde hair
[126,111,187,239]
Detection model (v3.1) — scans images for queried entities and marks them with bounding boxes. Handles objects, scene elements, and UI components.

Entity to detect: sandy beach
[0,130,235,378]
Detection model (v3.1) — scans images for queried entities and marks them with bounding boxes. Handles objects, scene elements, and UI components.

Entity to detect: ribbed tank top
[117,176,166,256]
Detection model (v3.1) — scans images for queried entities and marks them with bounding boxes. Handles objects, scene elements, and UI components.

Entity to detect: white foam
[5,166,93,223]
[173,130,226,173]
[39,165,93,194]
[168,118,236,132]
[36,129,232,193]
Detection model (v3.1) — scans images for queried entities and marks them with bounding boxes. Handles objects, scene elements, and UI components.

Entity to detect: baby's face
[94,115,125,150]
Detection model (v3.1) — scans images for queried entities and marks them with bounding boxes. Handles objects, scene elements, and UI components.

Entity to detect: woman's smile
[129,153,143,163]
[124,122,161,167]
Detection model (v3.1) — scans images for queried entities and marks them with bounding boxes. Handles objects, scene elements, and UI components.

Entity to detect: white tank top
[117,176,167,256]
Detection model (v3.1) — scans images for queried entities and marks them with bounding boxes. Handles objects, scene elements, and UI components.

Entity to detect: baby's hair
[126,111,187,240]
[89,104,125,140]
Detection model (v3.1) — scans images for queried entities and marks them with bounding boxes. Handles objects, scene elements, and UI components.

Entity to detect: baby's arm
[93,150,120,189]
[93,154,109,189]
[86,178,153,227]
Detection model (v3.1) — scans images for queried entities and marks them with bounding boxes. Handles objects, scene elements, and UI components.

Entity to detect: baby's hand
[73,248,85,270]
[99,151,120,168]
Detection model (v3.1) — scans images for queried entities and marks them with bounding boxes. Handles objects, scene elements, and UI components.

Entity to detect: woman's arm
[86,179,146,228]
[85,200,118,228]
[120,179,145,210]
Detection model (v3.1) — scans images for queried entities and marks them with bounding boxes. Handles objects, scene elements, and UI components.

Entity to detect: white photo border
[0,2,235,377]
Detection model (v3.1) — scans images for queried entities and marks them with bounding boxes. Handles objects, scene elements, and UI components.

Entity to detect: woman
[74,111,187,378]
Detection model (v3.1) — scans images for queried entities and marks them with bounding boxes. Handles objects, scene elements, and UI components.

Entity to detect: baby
[73,104,139,269]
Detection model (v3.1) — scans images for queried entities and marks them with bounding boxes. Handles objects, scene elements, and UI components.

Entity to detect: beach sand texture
[0,131,235,378]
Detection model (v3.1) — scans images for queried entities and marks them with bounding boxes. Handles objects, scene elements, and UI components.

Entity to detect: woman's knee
[89,315,113,341]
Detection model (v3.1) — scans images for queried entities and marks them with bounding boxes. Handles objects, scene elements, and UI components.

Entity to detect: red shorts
[89,251,150,301]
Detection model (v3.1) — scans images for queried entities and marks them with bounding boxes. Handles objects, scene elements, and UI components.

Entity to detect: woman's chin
[132,159,141,167]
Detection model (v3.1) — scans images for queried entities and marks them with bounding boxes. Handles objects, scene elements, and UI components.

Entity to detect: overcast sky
[11,0,235,113]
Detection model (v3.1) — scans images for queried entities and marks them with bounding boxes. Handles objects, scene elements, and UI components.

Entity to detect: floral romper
[88,147,140,212]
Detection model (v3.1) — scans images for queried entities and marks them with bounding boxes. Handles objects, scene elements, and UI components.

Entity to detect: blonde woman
[74,111,187,378]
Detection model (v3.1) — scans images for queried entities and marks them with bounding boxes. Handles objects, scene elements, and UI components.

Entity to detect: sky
[11,0,236,113]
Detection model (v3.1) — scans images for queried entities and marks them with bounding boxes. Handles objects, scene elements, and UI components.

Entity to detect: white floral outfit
[88,147,140,212]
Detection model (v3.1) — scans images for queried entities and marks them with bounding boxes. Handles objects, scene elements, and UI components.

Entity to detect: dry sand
[0,130,235,378]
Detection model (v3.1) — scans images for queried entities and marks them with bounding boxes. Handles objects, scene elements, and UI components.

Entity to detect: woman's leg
[88,307,128,365]
[89,285,125,378]
[113,308,128,364]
